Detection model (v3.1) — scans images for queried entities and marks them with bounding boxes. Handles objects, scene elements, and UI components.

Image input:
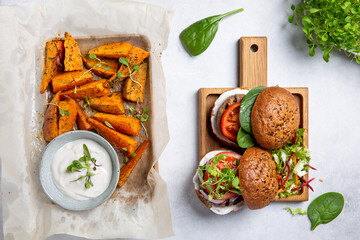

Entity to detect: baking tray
[198,37,309,201]
[42,34,156,197]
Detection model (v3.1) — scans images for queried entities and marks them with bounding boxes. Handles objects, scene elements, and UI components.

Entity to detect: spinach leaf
[308,192,344,230]
[180,8,243,56]
[239,86,266,133]
[237,127,255,148]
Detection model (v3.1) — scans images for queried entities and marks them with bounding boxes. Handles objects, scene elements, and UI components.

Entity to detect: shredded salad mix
[272,128,316,198]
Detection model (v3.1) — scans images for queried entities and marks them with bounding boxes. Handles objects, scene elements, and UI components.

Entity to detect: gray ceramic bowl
[39,130,120,211]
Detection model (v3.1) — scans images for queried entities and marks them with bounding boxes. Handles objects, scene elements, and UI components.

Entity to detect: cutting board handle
[238,37,267,88]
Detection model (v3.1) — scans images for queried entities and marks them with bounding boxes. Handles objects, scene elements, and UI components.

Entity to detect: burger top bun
[238,147,278,210]
[251,86,300,150]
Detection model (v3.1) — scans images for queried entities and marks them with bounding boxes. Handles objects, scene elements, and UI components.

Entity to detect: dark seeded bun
[251,87,300,150]
[238,147,278,210]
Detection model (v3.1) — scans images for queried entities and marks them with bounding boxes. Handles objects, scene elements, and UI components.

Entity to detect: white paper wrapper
[0,0,174,239]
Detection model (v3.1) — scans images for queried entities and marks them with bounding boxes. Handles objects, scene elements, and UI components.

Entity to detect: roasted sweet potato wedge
[76,101,92,131]
[93,112,140,136]
[115,46,150,83]
[90,93,125,114]
[43,91,61,142]
[58,98,77,135]
[40,40,64,94]
[64,32,83,71]
[61,79,110,99]
[88,118,137,154]
[88,42,132,59]
[52,69,93,93]
[123,63,147,103]
[82,54,119,78]
[118,140,149,188]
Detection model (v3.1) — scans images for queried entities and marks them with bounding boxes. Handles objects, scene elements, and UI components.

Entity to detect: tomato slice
[221,102,241,141]
[203,152,241,201]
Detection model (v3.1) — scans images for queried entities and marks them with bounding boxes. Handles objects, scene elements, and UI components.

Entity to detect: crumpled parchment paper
[0,0,174,239]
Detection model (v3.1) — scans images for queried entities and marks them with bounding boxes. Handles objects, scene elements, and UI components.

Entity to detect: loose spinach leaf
[237,127,255,148]
[308,192,344,230]
[180,8,244,56]
[239,86,266,133]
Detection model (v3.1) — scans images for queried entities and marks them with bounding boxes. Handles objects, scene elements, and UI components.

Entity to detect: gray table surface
[1,0,359,239]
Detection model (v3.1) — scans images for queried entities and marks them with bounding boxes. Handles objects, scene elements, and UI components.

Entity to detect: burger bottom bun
[193,150,245,215]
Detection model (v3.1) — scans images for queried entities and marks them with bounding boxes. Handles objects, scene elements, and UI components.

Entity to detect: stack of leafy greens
[272,128,315,198]
[289,0,360,63]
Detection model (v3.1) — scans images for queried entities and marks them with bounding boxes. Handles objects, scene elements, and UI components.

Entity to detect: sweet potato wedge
[58,98,77,135]
[76,102,92,131]
[61,79,110,99]
[118,140,149,188]
[116,46,150,82]
[82,54,119,78]
[40,40,64,94]
[88,42,132,59]
[43,91,61,142]
[123,63,147,103]
[52,69,93,93]
[93,112,140,136]
[90,93,125,114]
[88,118,137,154]
[64,32,83,71]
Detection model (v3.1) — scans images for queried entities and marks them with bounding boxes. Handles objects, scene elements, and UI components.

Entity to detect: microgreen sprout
[66,144,102,189]
[125,157,130,163]
[289,0,360,63]
[128,106,150,138]
[89,53,111,70]
[84,97,92,108]
[117,57,142,87]
[48,102,70,116]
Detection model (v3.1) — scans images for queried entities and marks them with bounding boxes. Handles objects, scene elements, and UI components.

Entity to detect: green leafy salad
[272,128,315,198]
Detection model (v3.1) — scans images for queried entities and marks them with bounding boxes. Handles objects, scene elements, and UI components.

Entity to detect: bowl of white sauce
[39,130,120,211]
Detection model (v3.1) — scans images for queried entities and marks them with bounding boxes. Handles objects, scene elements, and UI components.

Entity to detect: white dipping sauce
[52,139,112,200]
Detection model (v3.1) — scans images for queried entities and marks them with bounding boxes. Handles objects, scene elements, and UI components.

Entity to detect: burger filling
[198,152,243,202]
[272,128,315,198]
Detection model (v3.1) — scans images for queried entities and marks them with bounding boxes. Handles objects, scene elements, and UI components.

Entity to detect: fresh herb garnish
[89,53,111,70]
[180,8,244,56]
[308,192,344,230]
[285,207,307,216]
[84,96,92,108]
[122,147,128,151]
[199,154,242,200]
[131,153,137,157]
[125,157,130,163]
[104,121,114,129]
[117,57,142,87]
[49,102,70,116]
[66,144,101,189]
[289,0,360,63]
[129,107,149,123]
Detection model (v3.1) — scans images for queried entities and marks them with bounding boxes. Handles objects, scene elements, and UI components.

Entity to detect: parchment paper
[0,0,174,239]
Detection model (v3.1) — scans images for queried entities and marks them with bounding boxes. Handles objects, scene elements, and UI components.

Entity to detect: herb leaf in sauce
[66,144,100,189]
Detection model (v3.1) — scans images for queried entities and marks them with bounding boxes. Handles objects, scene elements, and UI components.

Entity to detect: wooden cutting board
[198,37,309,201]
